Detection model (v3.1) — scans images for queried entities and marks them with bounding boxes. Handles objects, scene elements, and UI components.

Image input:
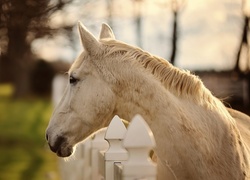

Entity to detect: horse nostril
[49,136,66,153]
[45,133,49,141]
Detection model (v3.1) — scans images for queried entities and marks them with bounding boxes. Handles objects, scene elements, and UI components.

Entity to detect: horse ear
[77,21,100,55]
[99,23,115,40]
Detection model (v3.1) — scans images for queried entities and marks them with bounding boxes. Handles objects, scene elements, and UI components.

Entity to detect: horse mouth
[48,136,73,157]
[55,146,73,157]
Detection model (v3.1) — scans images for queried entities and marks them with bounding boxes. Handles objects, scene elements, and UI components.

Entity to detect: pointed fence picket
[120,115,156,180]
[59,115,157,180]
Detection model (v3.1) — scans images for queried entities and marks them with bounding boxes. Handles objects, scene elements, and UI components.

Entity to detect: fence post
[79,138,92,180]
[104,115,128,180]
[122,114,157,180]
[91,128,109,180]
[58,137,93,180]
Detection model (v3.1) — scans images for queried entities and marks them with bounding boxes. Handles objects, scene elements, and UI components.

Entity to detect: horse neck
[103,42,235,128]
[107,50,249,179]
[111,58,235,142]
[113,66,179,127]
[113,69,248,179]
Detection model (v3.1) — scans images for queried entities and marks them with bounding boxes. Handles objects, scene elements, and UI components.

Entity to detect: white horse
[46,22,250,180]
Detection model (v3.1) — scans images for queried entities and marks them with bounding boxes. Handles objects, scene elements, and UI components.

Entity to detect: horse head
[46,22,120,157]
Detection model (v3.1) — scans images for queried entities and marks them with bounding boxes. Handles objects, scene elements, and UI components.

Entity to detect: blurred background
[0,0,249,179]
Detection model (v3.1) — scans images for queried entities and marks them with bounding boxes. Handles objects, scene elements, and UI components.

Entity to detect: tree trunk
[234,16,249,73]
[170,11,178,65]
[6,21,33,98]
[106,0,113,28]
[134,0,143,48]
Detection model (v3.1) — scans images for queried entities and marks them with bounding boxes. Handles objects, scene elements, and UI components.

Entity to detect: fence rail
[59,115,157,180]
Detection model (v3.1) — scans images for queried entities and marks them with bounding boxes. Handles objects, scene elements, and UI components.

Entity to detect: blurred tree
[106,0,114,28]
[169,0,186,65]
[156,0,186,65]
[234,0,250,109]
[234,0,250,73]
[0,0,74,98]
[30,59,55,96]
[134,0,143,48]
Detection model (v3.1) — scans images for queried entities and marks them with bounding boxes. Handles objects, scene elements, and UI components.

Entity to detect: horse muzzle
[45,132,73,157]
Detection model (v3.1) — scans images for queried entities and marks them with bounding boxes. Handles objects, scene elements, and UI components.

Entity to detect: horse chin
[56,146,74,157]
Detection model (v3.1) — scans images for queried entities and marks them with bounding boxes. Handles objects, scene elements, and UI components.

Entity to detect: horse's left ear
[78,21,101,55]
[99,23,115,40]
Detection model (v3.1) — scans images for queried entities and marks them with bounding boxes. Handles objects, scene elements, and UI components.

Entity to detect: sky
[32,0,244,71]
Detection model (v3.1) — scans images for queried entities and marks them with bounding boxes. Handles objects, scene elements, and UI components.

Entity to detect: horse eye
[69,76,78,85]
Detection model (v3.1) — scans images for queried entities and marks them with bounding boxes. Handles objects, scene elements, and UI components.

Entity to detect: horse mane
[100,39,234,113]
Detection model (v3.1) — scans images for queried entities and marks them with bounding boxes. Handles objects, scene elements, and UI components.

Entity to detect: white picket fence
[58,115,157,180]
[52,74,157,180]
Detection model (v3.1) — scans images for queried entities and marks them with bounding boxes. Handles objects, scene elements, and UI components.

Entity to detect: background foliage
[0,84,59,180]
